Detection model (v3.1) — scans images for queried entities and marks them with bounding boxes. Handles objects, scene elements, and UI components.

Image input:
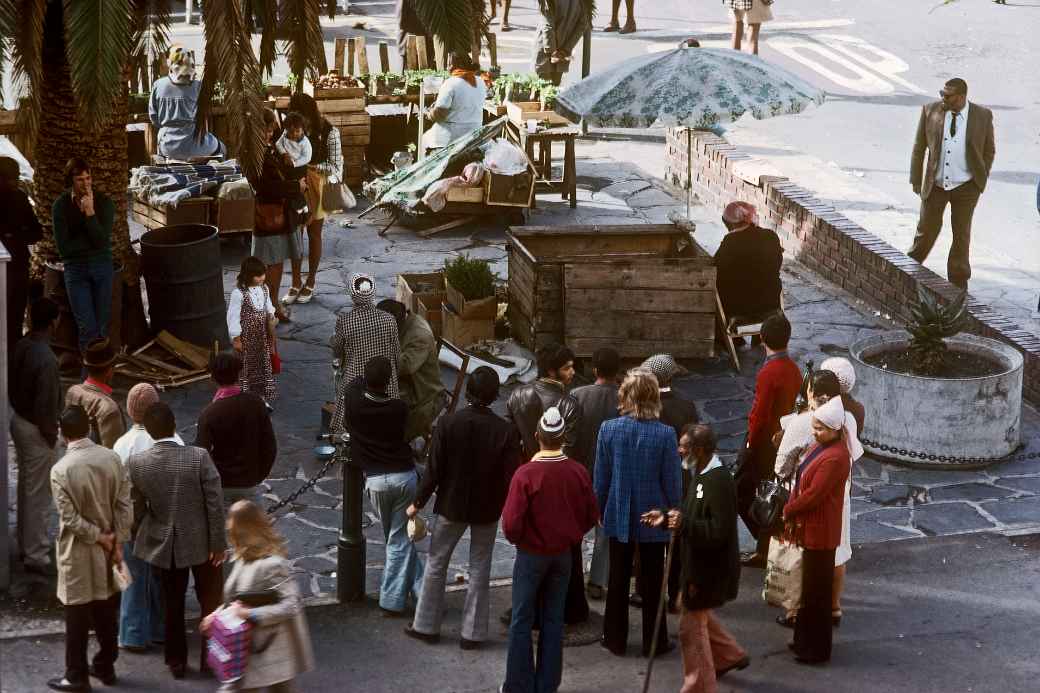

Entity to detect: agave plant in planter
[907,288,967,376]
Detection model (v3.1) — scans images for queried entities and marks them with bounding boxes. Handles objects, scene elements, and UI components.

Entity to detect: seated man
[715,201,783,327]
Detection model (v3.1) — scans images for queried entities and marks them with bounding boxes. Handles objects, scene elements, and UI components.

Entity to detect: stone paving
[5,139,1040,637]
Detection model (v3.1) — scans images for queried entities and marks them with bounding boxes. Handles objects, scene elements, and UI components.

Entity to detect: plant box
[397,272,445,314]
[211,197,254,234]
[314,86,367,100]
[131,196,211,230]
[416,294,444,339]
[445,278,497,320]
[442,304,494,348]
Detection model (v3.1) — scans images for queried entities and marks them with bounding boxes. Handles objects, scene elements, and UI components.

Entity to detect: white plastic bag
[481,138,528,176]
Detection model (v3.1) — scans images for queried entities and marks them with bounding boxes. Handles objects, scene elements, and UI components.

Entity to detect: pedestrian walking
[571,347,621,600]
[10,297,62,577]
[65,338,126,449]
[501,407,600,693]
[344,356,424,615]
[605,0,636,34]
[112,383,180,653]
[596,369,682,658]
[491,0,514,31]
[331,272,402,434]
[534,0,592,85]
[229,255,278,403]
[201,501,315,693]
[195,350,278,510]
[51,157,115,355]
[726,0,773,56]
[378,299,445,443]
[46,406,132,692]
[128,402,226,679]
[0,156,42,351]
[782,396,851,665]
[736,314,800,569]
[909,78,995,290]
[643,424,749,692]
[404,367,523,648]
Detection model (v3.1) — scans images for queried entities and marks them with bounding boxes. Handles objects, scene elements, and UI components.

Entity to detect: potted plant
[849,288,1024,468]
[443,254,498,320]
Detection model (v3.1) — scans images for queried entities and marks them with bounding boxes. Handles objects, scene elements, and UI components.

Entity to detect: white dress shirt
[227,286,276,339]
[113,424,183,465]
[938,101,972,191]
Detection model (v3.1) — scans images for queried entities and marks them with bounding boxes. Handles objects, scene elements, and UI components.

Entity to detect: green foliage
[490,72,555,104]
[63,0,135,133]
[444,254,497,301]
[908,288,967,376]
[412,0,488,56]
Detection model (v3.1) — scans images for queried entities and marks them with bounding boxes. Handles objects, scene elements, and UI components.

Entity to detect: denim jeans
[63,258,114,352]
[366,470,425,612]
[504,548,571,693]
[118,540,165,648]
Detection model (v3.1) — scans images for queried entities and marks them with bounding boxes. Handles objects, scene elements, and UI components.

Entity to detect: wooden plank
[314,86,366,99]
[334,37,347,74]
[347,37,356,76]
[324,112,371,126]
[511,224,681,237]
[418,215,476,238]
[565,311,714,343]
[124,351,193,375]
[567,337,714,359]
[415,36,429,69]
[355,36,370,76]
[335,123,372,135]
[378,41,391,73]
[340,133,371,146]
[564,262,716,291]
[156,330,210,369]
[317,98,367,113]
[405,35,419,71]
[565,288,715,313]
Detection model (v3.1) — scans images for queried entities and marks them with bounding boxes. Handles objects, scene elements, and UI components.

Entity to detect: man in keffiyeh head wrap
[715,200,783,324]
[820,357,865,433]
[330,273,402,433]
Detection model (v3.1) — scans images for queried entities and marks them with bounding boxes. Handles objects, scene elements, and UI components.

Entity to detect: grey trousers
[411,517,498,641]
[11,412,58,567]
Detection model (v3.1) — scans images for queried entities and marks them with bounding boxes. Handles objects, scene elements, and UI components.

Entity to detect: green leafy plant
[444,254,497,301]
[908,288,967,376]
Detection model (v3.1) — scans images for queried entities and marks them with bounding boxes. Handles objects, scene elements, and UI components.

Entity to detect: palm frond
[414,0,479,55]
[62,0,135,133]
[199,0,266,181]
[279,0,327,89]
[130,0,172,63]
[0,0,14,95]
[257,0,278,77]
[10,0,47,146]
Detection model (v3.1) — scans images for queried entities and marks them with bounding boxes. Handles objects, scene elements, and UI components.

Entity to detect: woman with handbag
[253,109,306,323]
[781,396,851,665]
[201,501,314,692]
[282,93,349,308]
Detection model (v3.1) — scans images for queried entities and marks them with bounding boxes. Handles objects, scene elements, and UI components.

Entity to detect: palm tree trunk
[30,1,133,278]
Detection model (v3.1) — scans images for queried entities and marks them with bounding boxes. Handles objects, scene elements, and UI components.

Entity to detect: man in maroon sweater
[501,407,599,693]
[738,313,802,568]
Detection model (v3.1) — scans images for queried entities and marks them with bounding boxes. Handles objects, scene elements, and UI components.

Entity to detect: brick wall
[663,127,1040,405]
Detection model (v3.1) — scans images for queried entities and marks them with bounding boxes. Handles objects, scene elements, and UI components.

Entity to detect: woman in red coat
[782,396,850,664]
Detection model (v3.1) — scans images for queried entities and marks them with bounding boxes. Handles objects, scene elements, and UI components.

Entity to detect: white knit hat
[813,396,846,430]
[538,406,565,436]
[821,357,856,394]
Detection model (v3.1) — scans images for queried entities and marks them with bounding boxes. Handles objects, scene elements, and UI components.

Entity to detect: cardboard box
[442,304,494,348]
[397,272,445,314]
[445,278,497,320]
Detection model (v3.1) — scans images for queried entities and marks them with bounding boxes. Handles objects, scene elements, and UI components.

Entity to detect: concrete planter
[849,331,1023,468]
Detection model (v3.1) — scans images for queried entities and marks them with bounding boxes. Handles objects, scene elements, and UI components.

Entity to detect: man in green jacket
[644,424,749,690]
[378,299,445,443]
[52,157,116,354]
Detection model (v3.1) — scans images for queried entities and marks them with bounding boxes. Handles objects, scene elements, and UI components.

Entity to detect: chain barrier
[860,437,1040,468]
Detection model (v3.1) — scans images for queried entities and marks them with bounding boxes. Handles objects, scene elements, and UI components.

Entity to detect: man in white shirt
[909,78,996,290]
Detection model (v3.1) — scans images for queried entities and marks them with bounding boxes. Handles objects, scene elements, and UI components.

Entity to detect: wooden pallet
[131,196,212,229]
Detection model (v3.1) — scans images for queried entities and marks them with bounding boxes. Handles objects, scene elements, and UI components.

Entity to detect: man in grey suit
[909,77,996,290]
[128,402,226,680]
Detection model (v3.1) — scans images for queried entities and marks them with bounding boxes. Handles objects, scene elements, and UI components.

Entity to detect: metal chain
[266,454,340,516]
[860,437,1040,467]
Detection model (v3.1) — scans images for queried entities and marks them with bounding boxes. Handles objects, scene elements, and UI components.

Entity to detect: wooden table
[506,122,580,209]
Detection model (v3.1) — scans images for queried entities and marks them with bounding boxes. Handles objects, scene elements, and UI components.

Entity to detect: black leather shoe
[168,664,186,680]
[47,678,91,692]
[88,666,116,685]
[403,625,440,644]
[599,636,626,657]
[459,637,482,650]
[717,655,751,679]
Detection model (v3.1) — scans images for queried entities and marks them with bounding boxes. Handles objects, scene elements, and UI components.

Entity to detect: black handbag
[232,589,280,608]
[750,478,791,535]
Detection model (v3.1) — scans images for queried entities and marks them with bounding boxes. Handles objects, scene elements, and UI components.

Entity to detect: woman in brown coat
[782,397,850,665]
[202,501,314,691]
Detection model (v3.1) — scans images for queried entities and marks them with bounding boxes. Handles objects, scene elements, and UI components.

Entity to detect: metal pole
[0,245,9,591]
[337,436,367,603]
[184,0,193,25]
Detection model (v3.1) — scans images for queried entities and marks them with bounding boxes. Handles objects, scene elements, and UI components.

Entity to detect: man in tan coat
[65,337,126,449]
[909,77,995,290]
[47,405,133,692]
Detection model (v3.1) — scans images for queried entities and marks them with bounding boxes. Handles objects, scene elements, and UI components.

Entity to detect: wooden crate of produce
[131,196,212,230]
[396,271,445,313]
[506,224,716,359]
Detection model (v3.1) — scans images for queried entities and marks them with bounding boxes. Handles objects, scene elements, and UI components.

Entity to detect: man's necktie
[950,111,958,138]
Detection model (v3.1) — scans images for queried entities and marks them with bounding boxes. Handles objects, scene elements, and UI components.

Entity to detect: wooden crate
[486,170,535,207]
[506,224,716,359]
[325,111,371,127]
[446,186,485,204]
[131,196,212,230]
[417,294,444,340]
[442,304,494,348]
[505,100,571,128]
[211,197,254,235]
[397,272,445,314]
[317,97,366,113]
[445,278,497,319]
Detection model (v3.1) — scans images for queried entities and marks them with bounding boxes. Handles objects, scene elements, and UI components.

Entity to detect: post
[418,86,427,161]
[334,37,347,74]
[378,41,391,73]
[488,33,498,72]
[347,37,357,77]
[406,36,419,71]
[336,437,366,603]
[581,27,592,78]
[184,0,192,25]
[355,36,370,77]
[415,36,429,70]
[0,242,9,591]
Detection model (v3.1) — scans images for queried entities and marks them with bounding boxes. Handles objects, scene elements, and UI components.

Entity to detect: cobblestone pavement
[5,142,1039,637]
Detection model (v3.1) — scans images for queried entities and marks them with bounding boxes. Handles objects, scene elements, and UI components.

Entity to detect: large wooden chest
[507,224,716,359]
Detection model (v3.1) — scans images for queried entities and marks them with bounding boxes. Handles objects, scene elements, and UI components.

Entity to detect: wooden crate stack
[314,84,369,188]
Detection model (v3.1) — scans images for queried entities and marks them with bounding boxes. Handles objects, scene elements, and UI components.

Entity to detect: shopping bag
[763,538,803,611]
[207,608,253,684]
[322,181,356,212]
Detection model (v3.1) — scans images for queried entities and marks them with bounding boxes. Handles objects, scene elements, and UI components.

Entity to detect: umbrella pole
[641,529,677,693]
[686,128,692,219]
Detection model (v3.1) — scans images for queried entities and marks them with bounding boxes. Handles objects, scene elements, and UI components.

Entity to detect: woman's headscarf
[812,393,864,460]
[350,272,375,307]
[722,200,757,227]
[821,357,856,394]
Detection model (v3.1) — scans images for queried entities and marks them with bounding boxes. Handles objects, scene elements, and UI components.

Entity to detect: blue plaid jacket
[594,416,682,544]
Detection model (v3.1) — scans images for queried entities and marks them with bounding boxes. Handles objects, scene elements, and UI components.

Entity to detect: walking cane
[642,527,678,693]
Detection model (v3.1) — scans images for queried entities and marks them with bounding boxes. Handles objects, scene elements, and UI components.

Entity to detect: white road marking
[818,34,927,94]
[768,36,895,94]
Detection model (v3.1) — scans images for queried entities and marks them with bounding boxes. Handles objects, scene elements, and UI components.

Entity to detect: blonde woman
[202,501,314,692]
[594,369,683,658]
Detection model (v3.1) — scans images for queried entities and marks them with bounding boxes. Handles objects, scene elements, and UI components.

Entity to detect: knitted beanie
[127,383,160,423]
